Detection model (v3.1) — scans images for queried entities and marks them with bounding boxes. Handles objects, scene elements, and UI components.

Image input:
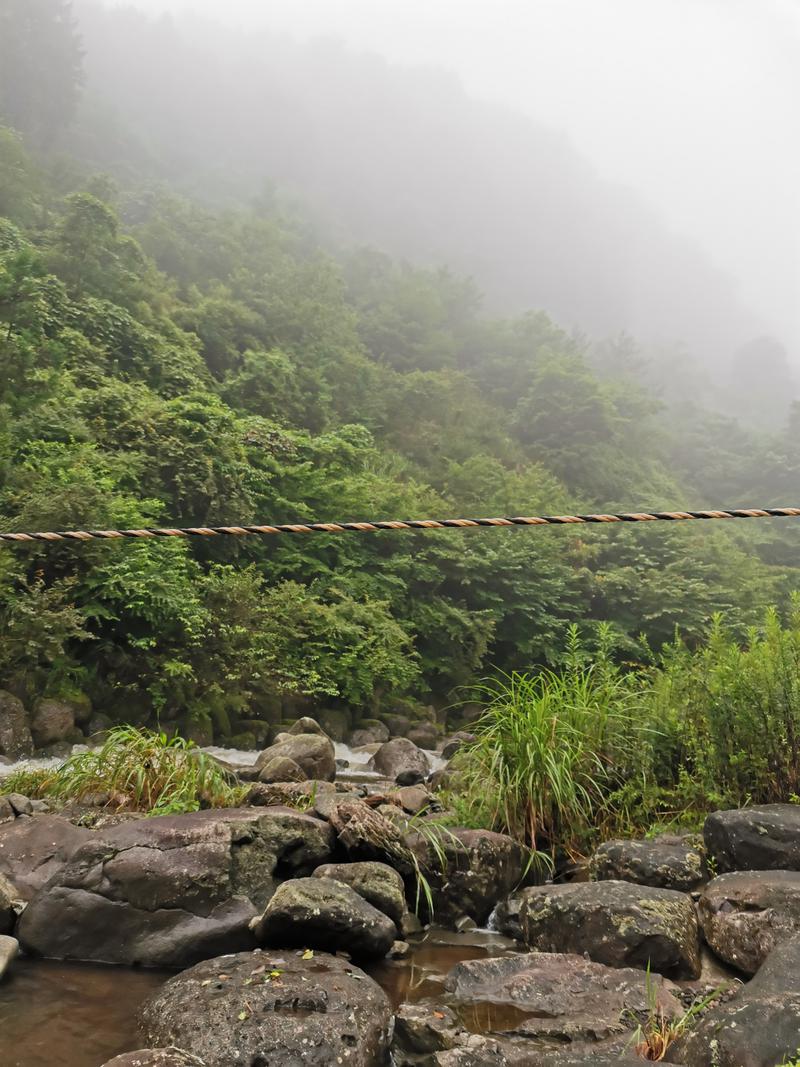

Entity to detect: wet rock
[441,733,475,760]
[491,897,523,941]
[30,698,76,747]
[139,948,393,1066]
[431,1035,532,1066]
[255,733,336,782]
[705,803,800,873]
[393,1002,463,1056]
[100,1052,205,1067]
[257,755,306,783]
[420,829,532,926]
[671,935,800,1066]
[406,724,440,751]
[0,691,33,759]
[253,876,396,960]
[369,738,430,783]
[389,939,411,958]
[520,880,701,979]
[311,860,406,925]
[397,768,427,786]
[0,814,91,900]
[591,833,706,892]
[0,874,16,934]
[18,807,333,966]
[327,796,415,874]
[698,870,800,974]
[0,934,18,979]
[445,951,682,1043]
[0,798,14,824]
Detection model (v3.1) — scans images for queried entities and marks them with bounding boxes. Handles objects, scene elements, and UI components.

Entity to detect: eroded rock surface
[0,814,91,900]
[139,949,393,1067]
[591,834,706,892]
[312,860,406,925]
[255,732,336,782]
[520,880,701,979]
[0,690,33,759]
[100,1051,205,1067]
[369,738,430,783]
[18,807,333,966]
[698,870,800,974]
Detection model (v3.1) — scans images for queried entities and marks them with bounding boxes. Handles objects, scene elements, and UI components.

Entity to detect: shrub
[47,725,246,815]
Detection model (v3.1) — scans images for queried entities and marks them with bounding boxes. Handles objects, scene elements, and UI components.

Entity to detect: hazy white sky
[106,0,800,347]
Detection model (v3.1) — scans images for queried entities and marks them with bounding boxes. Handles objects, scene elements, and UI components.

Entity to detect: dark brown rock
[30,699,75,746]
[254,876,397,960]
[18,807,333,966]
[705,804,800,873]
[521,880,701,979]
[139,949,393,1066]
[698,870,800,974]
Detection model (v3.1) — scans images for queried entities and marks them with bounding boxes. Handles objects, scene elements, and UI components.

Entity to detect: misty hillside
[67,0,787,402]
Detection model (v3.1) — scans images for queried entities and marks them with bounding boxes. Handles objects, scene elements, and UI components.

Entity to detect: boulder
[257,755,306,783]
[286,716,329,737]
[0,814,91,899]
[312,860,406,925]
[5,793,33,817]
[445,951,682,1043]
[100,1053,205,1067]
[350,719,390,747]
[381,714,412,738]
[0,874,16,934]
[491,896,523,941]
[253,876,397,960]
[441,732,475,761]
[140,948,393,1066]
[591,833,706,892]
[520,880,701,979]
[0,933,18,979]
[391,785,432,815]
[30,698,76,747]
[255,733,335,782]
[393,1003,464,1057]
[327,796,416,874]
[698,870,800,974]
[420,829,532,926]
[18,807,333,966]
[0,690,33,759]
[316,707,352,742]
[0,797,14,824]
[406,724,439,751]
[705,803,800,873]
[672,936,800,1066]
[369,738,430,783]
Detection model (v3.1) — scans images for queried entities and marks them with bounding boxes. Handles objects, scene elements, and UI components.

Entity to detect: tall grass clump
[451,625,648,856]
[48,725,247,815]
[649,598,800,809]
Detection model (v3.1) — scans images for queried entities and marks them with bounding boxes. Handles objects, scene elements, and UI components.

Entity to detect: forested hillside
[2,0,800,742]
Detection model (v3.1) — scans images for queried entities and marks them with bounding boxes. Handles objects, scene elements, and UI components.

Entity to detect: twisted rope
[1,508,799,544]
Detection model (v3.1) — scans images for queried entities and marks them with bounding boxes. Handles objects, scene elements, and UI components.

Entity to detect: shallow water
[0,932,512,1067]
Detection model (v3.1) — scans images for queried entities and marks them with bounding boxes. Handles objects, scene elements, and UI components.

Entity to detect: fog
[84,0,797,379]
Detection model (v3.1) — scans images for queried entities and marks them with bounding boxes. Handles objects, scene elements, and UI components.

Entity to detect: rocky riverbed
[3,715,800,1065]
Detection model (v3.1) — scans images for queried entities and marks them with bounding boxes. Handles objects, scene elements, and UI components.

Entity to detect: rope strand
[1,507,799,545]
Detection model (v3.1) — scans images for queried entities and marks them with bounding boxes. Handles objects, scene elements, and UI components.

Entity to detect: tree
[0,0,83,147]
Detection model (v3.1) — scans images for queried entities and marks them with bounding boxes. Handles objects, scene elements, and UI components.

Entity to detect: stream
[0,930,517,1067]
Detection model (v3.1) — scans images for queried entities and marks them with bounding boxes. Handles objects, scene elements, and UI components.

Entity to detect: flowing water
[0,931,517,1067]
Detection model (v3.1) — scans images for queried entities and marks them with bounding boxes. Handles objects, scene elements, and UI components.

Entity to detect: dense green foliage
[2,1,800,743]
[450,606,800,853]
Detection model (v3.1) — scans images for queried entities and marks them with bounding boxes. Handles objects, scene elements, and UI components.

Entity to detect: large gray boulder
[698,870,800,974]
[0,814,91,899]
[369,737,430,783]
[253,876,397,960]
[30,698,76,746]
[140,949,393,1066]
[0,691,33,759]
[591,834,706,892]
[312,860,406,926]
[255,732,336,782]
[18,807,333,966]
[444,951,682,1044]
[521,880,701,979]
[705,804,800,873]
[672,936,800,1066]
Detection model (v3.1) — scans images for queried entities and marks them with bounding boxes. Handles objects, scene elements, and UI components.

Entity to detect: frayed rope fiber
[1,508,800,545]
